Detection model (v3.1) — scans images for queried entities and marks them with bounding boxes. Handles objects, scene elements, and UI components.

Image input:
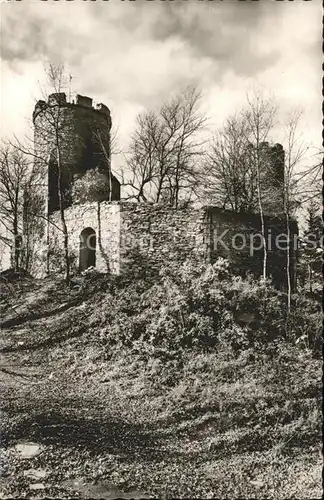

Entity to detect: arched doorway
[79,227,96,272]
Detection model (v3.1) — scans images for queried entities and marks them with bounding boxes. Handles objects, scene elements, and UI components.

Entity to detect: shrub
[89,258,321,356]
[289,293,322,355]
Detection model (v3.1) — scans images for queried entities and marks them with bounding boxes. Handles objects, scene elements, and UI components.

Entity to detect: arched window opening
[79,227,96,272]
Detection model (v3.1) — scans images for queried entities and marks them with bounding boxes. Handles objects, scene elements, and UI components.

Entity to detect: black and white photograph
[0,0,322,498]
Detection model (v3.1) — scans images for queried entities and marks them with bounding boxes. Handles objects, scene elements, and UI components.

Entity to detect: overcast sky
[1,0,322,170]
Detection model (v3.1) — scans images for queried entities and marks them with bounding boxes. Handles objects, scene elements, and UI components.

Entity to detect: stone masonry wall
[119,203,209,276]
[207,207,298,290]
[119,203,297,289]
[48,201,120,275]
[42,201,297,291]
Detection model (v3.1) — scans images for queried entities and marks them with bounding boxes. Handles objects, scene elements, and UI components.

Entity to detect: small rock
[13,442,42,459]
[250,479,264,487]
[24,469,47,480]
[29,483,45,491]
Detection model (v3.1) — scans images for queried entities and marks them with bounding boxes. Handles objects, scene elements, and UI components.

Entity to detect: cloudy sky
[0,0,322,170]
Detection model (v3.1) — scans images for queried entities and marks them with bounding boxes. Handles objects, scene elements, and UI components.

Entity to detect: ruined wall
[41,200,297,291]
[119,203,209,276]
[119,203,297,289]
[43,201,209,279]
[47,201,120,275]
[207,207,298,290]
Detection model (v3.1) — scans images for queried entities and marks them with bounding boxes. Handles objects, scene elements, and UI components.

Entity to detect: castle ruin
[7,93,298,289]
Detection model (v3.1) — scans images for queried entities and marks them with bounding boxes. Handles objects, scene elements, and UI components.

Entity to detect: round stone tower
[33,93,120,215]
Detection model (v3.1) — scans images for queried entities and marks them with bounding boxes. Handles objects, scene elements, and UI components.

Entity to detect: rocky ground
[0,274,322,499]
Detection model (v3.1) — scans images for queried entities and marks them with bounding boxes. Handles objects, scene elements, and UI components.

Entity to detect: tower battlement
[33,93,111,124]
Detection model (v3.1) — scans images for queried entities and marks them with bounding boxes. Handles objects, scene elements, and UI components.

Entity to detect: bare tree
[205,94,283,217]
[294,148,322,205]
[205,92,278,280]
[245,91,277,280]
[92,124,121,202]
[205,112,258,212]
[123,86,207,206]
[299,199,322,294]
[0,142,30,270]
[13,63,72,282]
[37,63,72,282]
[281,110,309,315]
[206,95,314,316]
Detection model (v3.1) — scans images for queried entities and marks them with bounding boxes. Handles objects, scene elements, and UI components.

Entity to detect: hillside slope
[0,274,322,499]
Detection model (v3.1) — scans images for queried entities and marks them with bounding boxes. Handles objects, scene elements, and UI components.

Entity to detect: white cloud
[0,0,321,155]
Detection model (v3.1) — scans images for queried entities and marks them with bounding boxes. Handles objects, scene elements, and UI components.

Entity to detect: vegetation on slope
[0,263,322,499]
